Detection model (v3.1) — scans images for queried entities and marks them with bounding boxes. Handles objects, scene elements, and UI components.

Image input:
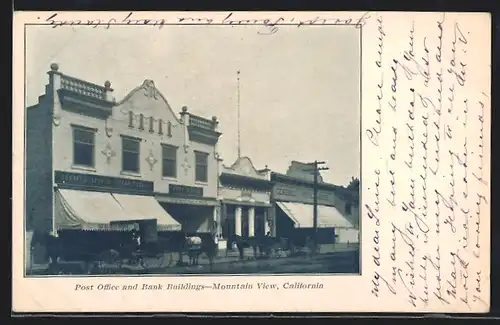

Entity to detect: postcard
[12,11,491,313]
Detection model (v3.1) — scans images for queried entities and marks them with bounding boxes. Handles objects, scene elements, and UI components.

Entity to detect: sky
[25,24,360,186]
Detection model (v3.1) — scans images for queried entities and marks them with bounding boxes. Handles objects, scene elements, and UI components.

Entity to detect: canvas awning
[276,202,353,228]
[111,193,181,231]
[55,189,153,231]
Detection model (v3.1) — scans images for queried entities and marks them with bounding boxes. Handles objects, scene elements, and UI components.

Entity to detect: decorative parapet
[187,114,221,146]
[47,63,114,119]
[189,114,218,131]
[60,75,108,100]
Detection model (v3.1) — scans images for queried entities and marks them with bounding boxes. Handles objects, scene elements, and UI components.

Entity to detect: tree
[347,177,360,191]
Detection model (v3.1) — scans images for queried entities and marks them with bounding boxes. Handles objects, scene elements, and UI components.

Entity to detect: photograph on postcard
[13,11,491,313]
[24,23,361,277]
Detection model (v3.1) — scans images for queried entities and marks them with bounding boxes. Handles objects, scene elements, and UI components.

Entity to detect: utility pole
[307,160,329,254]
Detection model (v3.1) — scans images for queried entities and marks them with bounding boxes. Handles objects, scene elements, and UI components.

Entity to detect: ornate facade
[218,157,274,246]
[26,64,222,262]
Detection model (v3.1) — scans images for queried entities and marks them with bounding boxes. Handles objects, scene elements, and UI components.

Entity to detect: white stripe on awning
[111,193,181,231]
[276,202,353,228]
[55,189,153,231]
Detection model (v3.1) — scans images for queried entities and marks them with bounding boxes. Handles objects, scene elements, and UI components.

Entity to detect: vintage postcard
[12,11,491,313]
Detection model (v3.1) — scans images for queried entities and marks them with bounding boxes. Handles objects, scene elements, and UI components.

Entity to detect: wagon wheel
[134,253,148,269]
[99,250,123,269]
[156,252,173,268]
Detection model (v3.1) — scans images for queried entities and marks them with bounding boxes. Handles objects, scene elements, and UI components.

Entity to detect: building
[26,64,222,263]
[218,156,273,247]
[271,161,360,245]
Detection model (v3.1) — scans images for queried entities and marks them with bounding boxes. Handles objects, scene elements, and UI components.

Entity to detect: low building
[26,64,222,264]
[271,161,360,245]
[218,157,273,248]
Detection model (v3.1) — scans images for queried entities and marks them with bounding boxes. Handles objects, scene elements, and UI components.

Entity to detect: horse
[183,234,218,269]
[184,235,203,266]
[30,231,63,266]
[227,234,263,260]
[287,234,315,256]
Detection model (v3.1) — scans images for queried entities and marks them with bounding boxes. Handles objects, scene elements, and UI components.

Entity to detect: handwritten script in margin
[38,12,372,35]
[366,13,490,311]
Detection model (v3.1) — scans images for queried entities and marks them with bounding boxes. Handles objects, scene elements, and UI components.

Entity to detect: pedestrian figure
[132,230,141,251]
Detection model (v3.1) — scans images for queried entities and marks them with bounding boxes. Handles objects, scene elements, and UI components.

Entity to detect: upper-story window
[122,136,141,173]
[162,144,177,178]
[72,125,96,167]
[195,151,209,183]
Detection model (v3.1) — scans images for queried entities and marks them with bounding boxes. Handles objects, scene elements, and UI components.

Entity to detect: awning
[111,193,181,231]
[276,202,353,228]
[55,189,152,231]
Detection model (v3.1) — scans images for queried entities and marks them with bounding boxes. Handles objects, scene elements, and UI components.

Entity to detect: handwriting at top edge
[41,12,372,35]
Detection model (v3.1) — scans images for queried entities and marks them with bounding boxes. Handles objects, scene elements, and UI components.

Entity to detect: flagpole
[237,70,241,159]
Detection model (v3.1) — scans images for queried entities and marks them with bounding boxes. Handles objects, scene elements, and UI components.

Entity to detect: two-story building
[271,161,360,245]
[26,64,221,263]
[217,157,273,248]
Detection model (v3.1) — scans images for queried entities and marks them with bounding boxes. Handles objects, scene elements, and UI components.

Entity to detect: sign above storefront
[169,184,204,198]
[54,171,154,194]
[273,182,337,206]
[156,195,218,207]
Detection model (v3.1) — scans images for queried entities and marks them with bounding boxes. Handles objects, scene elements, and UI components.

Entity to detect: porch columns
[235,206,242,236]
[264,209,271,235]
[267,206,276,237]
[248,207,255,237]
[212,205,219,236]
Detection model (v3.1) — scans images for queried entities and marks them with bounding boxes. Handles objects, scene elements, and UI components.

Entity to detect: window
[158,119,163,135]
[128,111,134,127]
[195,151,208,182]
[149,116,154,133]
[167,121,172,137]
[139,114,144,130]
[162,144,177,178]
[72,126,95,167]
[122,136,141,173]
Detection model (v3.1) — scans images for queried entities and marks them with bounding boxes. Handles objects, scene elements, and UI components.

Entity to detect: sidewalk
[26,246,359,275]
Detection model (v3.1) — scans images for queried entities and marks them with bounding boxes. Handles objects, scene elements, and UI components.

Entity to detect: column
[264,209,271,235]
[235,206,242,236]
[248,207,255,237]
[222,203,228,239]
[212,206,218,236]
[268,206,276,237]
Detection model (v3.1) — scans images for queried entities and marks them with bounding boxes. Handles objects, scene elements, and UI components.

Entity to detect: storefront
[218,157,273,247]
[271,170,358,244]
[48,171,181,261]
[156,183,219,235]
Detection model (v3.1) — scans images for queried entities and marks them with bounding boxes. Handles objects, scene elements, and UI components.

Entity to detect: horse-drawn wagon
[36,220,182,275]
[179,232,219,268]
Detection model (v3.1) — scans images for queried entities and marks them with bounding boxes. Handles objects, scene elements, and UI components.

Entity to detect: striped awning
[55,189,154,231]
[112,193,181,231]
[276,201,353,228]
